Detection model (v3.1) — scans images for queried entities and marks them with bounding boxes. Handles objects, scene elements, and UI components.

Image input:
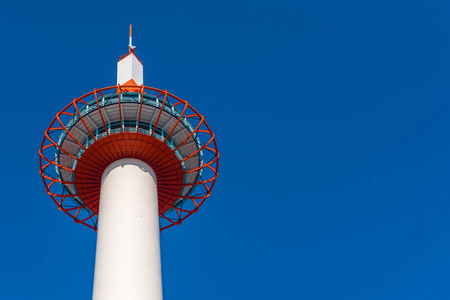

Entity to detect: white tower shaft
[92,158,163,300]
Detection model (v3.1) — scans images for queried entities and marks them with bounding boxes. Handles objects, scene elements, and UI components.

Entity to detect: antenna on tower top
[129,24,136,52]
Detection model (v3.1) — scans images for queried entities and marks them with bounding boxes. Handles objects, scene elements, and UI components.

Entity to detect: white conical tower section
[117,25,143,86]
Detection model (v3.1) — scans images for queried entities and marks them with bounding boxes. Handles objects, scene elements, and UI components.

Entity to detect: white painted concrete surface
[117,53,143,85]
[92,158,162,300]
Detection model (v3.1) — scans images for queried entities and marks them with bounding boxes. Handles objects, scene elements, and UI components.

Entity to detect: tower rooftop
[117,25,143,86]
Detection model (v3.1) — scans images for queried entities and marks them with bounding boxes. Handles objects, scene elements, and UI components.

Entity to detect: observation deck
[40,85,218,230]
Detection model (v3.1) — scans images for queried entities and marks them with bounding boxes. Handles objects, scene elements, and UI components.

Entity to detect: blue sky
[1,0,450,299]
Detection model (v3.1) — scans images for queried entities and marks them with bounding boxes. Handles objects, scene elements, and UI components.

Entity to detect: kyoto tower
[39,26,219,300]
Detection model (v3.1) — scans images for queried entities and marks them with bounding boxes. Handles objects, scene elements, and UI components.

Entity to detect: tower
[39,26,219,300]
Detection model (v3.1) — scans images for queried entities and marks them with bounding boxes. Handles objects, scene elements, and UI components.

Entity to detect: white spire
[117,24,142,86]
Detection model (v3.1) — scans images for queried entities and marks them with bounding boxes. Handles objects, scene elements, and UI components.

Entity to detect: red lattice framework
[39,85,219,231]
